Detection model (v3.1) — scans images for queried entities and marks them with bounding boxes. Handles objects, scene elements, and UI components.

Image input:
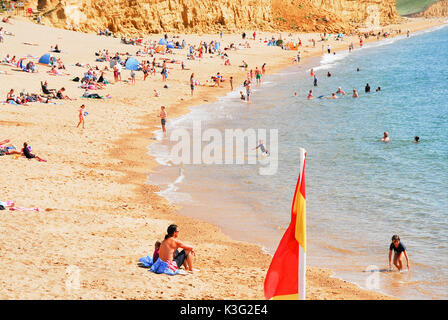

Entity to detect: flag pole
[298,148,306,300]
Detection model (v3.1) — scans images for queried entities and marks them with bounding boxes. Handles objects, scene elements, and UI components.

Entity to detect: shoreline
[121,18,447,299]
[0,15,446,299]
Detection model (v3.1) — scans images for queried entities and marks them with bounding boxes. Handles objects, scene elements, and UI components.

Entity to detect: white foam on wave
[311,24,448,72]
[155,168,192,203]
[314,50,350,71]
[149,144,173,166]
[359,23,448,51]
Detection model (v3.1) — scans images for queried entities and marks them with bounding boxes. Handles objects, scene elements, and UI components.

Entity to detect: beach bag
[0,205,5,210]
[72,77,80,82]
[0,149,5,156]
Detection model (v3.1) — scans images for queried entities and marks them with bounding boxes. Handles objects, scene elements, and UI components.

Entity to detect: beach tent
[125,57,140,71]
[166,41,175,49]
[158,38,168,46]
[38,53,55,65]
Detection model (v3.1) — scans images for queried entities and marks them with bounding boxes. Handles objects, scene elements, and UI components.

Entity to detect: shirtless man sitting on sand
[159,224,196,272]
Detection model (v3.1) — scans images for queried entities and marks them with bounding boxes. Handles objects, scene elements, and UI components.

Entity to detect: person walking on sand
[77,104,86,129]
[158,106,167,135]
[159,224,196,272]
[389,235,410,272]
[116,62,122,81]
[190,73,195,96]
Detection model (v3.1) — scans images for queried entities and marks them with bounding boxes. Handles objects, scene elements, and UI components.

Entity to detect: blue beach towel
[138,256,179,275]
[138,255,154,268]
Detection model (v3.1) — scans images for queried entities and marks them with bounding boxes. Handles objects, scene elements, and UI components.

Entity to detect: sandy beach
[0,14,446,299]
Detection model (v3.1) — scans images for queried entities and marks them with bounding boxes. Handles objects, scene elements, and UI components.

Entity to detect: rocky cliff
[413,0,448,18]
[28,0,401,35]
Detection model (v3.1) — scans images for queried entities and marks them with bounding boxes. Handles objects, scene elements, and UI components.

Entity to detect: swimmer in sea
[254,139,269,155]
[376,87,381,92]
[327,93,338,99]
[353,89,359,98]
[336,87,346,95]
[414,136,420,143]
[381,131,390,143]
[307,90,314,100]
[365,83,371,93]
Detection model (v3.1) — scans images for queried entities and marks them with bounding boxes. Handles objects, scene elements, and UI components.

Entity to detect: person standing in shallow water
[389,235,410,272]
[365,83,371,93]
[158,106,167,135]
[190,73,195,96]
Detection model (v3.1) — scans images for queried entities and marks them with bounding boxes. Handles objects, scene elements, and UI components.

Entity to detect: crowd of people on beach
[1,12,423,279]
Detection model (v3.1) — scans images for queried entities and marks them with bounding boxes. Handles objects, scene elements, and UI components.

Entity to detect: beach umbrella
[125,57,140,71]
[158,38,168,46]
[166,41,175,49]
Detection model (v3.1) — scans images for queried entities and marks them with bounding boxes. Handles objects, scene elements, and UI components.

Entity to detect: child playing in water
[77,104,86,129]
[388,235,410,272]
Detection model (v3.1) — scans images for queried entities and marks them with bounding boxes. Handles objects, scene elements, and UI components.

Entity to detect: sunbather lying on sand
[0,140,21,156]
[48,66,66,75]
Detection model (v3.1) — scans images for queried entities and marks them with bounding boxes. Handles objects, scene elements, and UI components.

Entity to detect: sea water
[148,25,448,299]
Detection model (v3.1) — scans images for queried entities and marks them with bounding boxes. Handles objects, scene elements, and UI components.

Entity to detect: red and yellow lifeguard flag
[264,148,307,300]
